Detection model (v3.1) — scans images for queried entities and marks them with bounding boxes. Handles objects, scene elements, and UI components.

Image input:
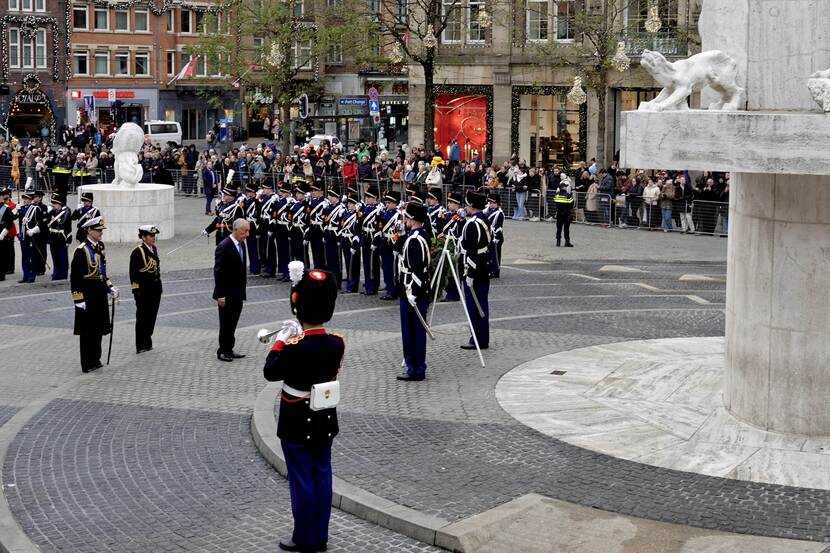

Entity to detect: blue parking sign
[369,99,380,115]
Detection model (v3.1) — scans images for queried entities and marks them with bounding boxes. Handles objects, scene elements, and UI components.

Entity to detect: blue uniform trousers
[49,235,68,280]
[324,237,342,287]
[400,295,429,378]
[276,229,290,278]
[310,236,325,269]
[19,238,36,282]
[342,242,360,292]
[361,239,380,294]
[380,245,398,298]
[463,278,490,348]
[281,440,333,549]
[246,233,260,274]
[488,242,502,278]
[444,257,463,301]
[261,232,276,276]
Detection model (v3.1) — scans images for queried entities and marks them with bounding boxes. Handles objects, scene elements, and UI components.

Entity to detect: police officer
[17,191,45,283]
[263,262,343,553]
[340,192,362,293]
[71,191,101,243]
[459,191,491,350]
[486,193,504,278]
[130,225,162,354]
[47,193,72,280]
[71,217,118,372]
[273,183,295,281]
[360,186,383,295]
[243,186,261,274]
[288,181,309,263]
[378,190,401,301]
[203,188,244,245]
[51,150,72,205]
[0,189,16,280]
[396,202,431,381]
[554,183,575,247]
[322,187,345,287]
[306,178,328,269]
[72,152,91,190]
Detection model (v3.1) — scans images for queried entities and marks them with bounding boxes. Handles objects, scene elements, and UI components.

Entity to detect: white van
[143,120,182,147]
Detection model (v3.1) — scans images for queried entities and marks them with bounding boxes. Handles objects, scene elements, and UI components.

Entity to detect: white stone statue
[638,49,745,112]
[807,68,830,112]
[110,122,145,187]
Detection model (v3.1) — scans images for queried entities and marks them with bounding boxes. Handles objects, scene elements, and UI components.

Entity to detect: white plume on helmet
[288,261,305,285]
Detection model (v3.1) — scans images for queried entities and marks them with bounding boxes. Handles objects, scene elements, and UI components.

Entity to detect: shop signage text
[90,90,136,99]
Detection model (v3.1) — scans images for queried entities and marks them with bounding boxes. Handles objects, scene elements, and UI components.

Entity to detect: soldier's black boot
[565,242,574,247]
[556,239,561,247]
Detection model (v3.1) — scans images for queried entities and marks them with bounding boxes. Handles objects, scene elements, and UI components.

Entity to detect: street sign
[369,99,380,115]
[368,87,379,100]
[107,88,116,102]
[373,114,381,125]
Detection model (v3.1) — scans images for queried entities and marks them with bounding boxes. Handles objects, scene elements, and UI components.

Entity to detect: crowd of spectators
[0,128,731,235]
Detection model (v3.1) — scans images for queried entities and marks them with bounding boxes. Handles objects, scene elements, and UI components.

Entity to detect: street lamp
[645,2,662,33]
[611,41,631,72]
[567,76,587,105]
[478,9,492,28]
[423,25,438,49]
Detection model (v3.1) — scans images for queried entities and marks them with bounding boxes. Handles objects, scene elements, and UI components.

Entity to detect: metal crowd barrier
[691,200,728,236]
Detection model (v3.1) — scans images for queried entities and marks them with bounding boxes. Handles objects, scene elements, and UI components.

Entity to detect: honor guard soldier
[340,192,362,293]
[263,261,343,553]
[459,191,492,350]
[438,191,464,302]
[71,192,101,243]
[47,194,72,280]
[71,217,119,372]
[30,190,49,276]
[17,191,46,283]
[288,181,310,263]
[426,187,446,233]
[203,188,244,245]
[360,186,383,295]
[554,183,575,247]
[396,202,431,381]
[130,225,162,354]
[0,188,18,280]
[274,183,295,281]
[322,187,345,287]
[306,178,328,269]
[258,183,276,277]
[379,190,402,301]
[243,186,261,274]
[486,193,504,278]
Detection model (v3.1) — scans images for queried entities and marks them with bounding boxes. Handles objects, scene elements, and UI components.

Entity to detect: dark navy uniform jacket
[264,329,344,445]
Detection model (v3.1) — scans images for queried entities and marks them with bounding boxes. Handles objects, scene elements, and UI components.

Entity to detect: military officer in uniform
[322,187,345,287]
[360,186,383,295]
[0,188,16,280]
[306,178,328,269]
[263,261,343,553]
[47,193,72,280]
[30,190,49,276]
[486,193,504,278]
[396,202,431,381]
[17,191,45,283]
[274,183,295,281]
[71,192,101,243]
[130,225,162,354]
[459,191,492,350]
[378,190,401,301]
[426,187,446,235]
[340,192,362,293]
[554,183,575,247]
[288,182,309,263]
[243,186,261,274]
[71,217,118,372]
[203,188,244,245]
[437,191,464,302]
[258,183,276,277]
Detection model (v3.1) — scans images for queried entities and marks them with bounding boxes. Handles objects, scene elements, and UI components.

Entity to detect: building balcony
[620,31,689,58]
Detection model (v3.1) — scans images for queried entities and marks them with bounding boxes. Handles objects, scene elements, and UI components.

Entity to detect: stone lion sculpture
[807,68,830,112]
[110,122,144,187]
[638,49,745,112]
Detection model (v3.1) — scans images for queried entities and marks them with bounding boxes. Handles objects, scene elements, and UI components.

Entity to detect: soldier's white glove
[350,248,356,255]
[26,227,40,236]
[77,203,83,209]
[370,245,376,252]
[201,230,209,237]
[0,229,7,240]
[109,286,119,299]
[465,276,474,289]
[267,231,273,238]
[76,302,86,310]
[275,319,302,343]
[407,292,417,307]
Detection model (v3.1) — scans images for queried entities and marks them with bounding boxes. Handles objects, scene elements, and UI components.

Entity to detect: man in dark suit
[213,219,250,362]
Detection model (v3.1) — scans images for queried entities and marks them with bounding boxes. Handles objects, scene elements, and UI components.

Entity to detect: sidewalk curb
[251,383,453,548]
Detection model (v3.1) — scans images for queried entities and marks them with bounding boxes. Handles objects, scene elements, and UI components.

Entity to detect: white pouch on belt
[309,381,340,411]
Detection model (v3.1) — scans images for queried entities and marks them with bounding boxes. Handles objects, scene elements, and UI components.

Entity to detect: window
[628,0,678,33]
[73,50,88,75]
[115,50,129,75]
[94,9,108,30]
[293,40,311,69]
[395,0,407,25]
[166,50,175,75]
[35,28,45,68]
[180,9,191,32]
[527,0,573,42]
[252,36,263,63]
[442,0,461,43]
[196,55,206,76]
[467,0,485,43]
[34,0,44,10]
[194,11,204,32]
[22,35,32,67]
[293,0,303,17]
[327,0,341,7]
[114,9,128,30]
[94,51,109,74]
[73,5,88,30]
[166,9,174,31]
[149,123,179,134]
[135,9,148,31]
[21,0,30,10]
[180,51,189,70]
[135,51,149,75]
[8,29,20,68]
[8,0,19,10]
[367,0,379,14]
[326,43,342,64]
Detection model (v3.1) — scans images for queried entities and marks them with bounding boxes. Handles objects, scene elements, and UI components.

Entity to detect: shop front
[611,88,662,159]
[433,85,492,164]
[4,75,57,142]
[66,87,158,134]
[246,90,275,139]
[511,85,587,169]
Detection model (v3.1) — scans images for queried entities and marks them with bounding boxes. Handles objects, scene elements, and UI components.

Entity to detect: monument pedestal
[79,184,175,243]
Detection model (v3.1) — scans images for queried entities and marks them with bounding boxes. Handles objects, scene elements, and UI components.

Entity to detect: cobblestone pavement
[10,196,826,551]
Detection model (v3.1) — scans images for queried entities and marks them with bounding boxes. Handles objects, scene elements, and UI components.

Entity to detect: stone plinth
[78,184,175,242]
[725,173,830,435]
[620,111,830,175]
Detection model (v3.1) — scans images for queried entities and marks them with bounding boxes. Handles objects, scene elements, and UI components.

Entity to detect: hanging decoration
[611,41,631,72]
[567,76,587,105]
[645,2,662,33]
[0,15,62,81]
[90,0,223,15]
[478,9,492,28]
[422,25,438,49]
[390,42,404,64]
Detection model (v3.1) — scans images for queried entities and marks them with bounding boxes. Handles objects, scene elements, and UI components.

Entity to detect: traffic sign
[369,99,380,115]
[368,87,379,100]
[107,88,116,102]
[373,114,381,125]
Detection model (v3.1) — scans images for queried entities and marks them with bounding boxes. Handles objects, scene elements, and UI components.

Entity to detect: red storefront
[433,87,492,163]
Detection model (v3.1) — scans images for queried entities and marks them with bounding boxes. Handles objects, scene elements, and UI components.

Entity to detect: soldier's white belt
[282,383,310,398]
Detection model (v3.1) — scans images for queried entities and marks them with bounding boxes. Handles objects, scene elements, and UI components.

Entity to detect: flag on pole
[167,55,197,86]
[231,62,258,89]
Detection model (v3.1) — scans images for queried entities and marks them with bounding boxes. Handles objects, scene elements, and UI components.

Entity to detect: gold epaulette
[286,335,303,345]
[71,291,83,301]
[77,243,86,250]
